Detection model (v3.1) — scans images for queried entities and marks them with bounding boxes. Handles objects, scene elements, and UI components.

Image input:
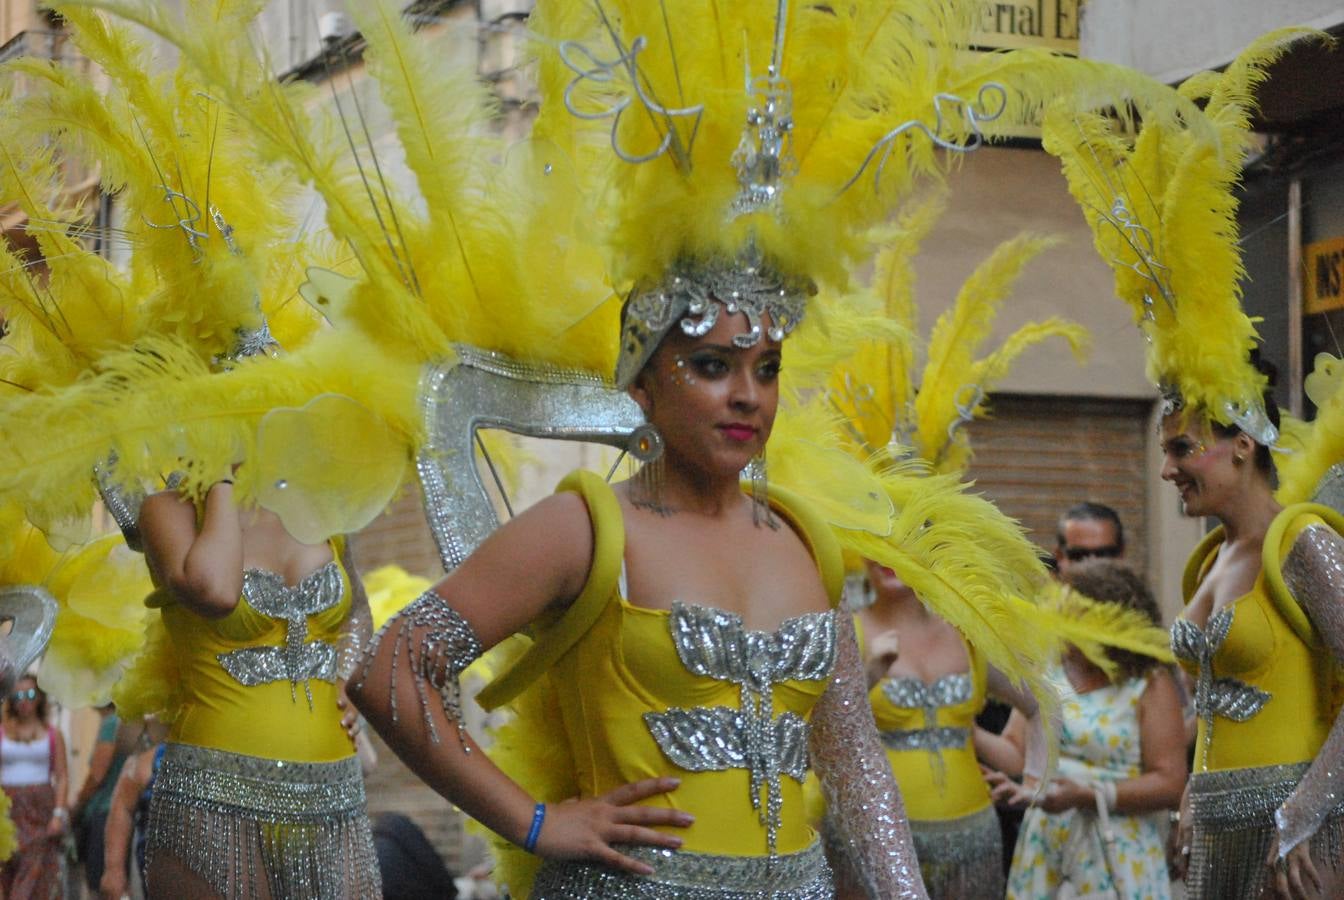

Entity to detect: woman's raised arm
[140,482,243,619]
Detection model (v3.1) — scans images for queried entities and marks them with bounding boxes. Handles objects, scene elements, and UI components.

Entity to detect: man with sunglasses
[1053,501,1125,578]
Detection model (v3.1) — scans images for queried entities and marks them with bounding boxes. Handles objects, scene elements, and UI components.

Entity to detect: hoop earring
[748,451,778,530]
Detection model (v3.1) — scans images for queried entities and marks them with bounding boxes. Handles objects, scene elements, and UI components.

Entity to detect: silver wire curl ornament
[558,35,703,167]
[840,83,1009,194]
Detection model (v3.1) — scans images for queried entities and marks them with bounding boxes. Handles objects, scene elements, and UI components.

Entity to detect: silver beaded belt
[531,838,833,899]
[146,743,379,900]
[155,742,366,821]
[879,726,969,753]
[1189,762,1318,832]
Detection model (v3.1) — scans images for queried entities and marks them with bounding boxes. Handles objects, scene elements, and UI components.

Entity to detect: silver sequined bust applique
[217,561,345,707]
[643,602,837,856]
[1171,607,1271,769]
[878,673,973,755]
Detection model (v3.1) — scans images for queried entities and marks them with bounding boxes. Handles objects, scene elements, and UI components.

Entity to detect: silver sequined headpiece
[615,249,812,390]
[1159,382,1279,447]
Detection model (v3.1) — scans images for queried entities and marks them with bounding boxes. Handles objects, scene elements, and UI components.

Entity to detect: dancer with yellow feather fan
[0,8,388,898]
[1041,26,1344,900]
[819,199,1084,897]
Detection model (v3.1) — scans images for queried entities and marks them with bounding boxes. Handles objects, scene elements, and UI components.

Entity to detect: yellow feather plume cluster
[1278,353,1344,506]
[824,201,1087,474]
[1022,582,1174,679]
[767,395,1056,712]
[362,565,433,631]
[0,4,323,391]
[0,506,150,707]
[1040,27,1329,428]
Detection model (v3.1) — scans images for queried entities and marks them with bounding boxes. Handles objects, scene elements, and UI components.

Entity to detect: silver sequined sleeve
[1274,524,1344,857]
[352,589,483,751]
[336,538,373,681]
[810,613,929,899]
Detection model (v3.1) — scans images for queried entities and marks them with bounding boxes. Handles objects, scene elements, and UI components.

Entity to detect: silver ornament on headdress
[1159,382,1279,447]
[615,250,812,390]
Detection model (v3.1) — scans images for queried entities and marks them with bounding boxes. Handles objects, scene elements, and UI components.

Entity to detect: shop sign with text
[971,0,1080,55]
[1306,235,1344,315]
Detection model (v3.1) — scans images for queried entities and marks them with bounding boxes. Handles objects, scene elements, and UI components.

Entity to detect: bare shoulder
[455,489,597,609]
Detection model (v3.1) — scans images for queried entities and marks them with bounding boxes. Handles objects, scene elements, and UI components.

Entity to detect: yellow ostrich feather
[0,332,422,538]
[1040,28,1329,428]
[111,608,181,723]
[825,226,1087,473]
[0,514,151,707]
[39,535,151,707]
[362,565,433,631]
[1019,584,1174,680]
[1278,354,1344,506]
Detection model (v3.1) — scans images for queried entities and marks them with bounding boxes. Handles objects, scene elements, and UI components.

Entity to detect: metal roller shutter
[965,394,1153,579]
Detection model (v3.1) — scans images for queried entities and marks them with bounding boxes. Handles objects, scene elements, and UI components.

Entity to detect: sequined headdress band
[615,248,812,389]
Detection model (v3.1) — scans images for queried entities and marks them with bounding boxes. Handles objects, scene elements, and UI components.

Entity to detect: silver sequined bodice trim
[217,561,345,706]
[531,838,833,899]
[645,602,837,856]
[879,726,970,754]
[1170,607,1271,769]
[877,673,973,762]
[881,673,973,712]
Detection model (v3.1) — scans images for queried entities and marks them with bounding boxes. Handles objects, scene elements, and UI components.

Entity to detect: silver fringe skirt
[145,743,381,900]
[1186,762,1344,900]
[911,805,1004,900]
[530,839,834,899]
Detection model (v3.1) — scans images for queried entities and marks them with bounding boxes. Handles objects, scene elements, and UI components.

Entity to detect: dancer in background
[1040,26,1344,899]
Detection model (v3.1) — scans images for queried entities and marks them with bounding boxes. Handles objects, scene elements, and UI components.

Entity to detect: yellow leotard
[481,470,845,859]
[1175,506,1344,772]
[867,636,990,821]
[157,540,354,763]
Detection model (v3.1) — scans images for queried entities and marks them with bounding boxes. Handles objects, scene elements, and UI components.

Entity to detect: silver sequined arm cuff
[352,590,483,751]
[1275,524,1344,856]
[809,614,929,900]
[336,539,374,681]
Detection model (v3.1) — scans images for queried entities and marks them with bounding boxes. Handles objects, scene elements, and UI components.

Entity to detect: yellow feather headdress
[1039,27,1330,441]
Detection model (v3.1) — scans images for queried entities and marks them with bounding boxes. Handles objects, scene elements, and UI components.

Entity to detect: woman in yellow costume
[826,207,1087,898]
[1041,27,1344,900]
[0,7,384,896]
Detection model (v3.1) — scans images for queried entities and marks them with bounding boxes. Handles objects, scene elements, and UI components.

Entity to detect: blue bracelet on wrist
[524,802,546,853]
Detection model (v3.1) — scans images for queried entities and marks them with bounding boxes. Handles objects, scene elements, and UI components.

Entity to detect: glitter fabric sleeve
[1274,524,1344,857]
[352,589,483,750]
[336,538,373,681]
[810,613,929,899]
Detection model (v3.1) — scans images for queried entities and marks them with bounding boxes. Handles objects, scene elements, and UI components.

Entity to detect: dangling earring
[630,424,671,515]
[749,451,778,529]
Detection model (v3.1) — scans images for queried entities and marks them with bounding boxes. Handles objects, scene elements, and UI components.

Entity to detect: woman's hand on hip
[533,777,693,875]
[1266,834,1323,900]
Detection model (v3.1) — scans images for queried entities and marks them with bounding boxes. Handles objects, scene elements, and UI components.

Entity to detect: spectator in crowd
[73,705,128,894]
[1054,502,1125,577]
[0,675,68,899]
